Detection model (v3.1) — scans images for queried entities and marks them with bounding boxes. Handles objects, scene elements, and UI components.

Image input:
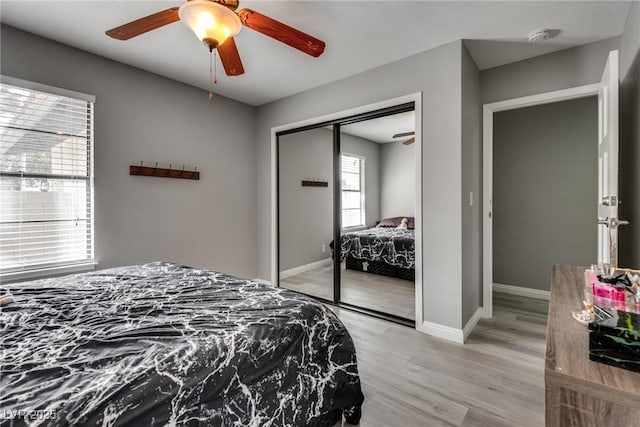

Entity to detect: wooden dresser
[545,264,640,426]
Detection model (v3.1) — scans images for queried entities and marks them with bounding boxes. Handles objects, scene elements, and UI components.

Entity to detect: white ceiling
[341,111,414,144]
[0,1,632,106]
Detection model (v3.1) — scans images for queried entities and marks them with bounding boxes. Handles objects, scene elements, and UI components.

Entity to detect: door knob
[612,218,629,227]
[598,217,631,228]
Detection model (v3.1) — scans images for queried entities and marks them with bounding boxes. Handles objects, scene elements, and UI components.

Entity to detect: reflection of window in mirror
[341,153,365,229]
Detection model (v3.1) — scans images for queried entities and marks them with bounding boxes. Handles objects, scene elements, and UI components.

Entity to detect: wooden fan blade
[393,131,415,138]
[237,8,325,57]
[402,137,415,145]
[106,8,180,40]
[217,37,245,76]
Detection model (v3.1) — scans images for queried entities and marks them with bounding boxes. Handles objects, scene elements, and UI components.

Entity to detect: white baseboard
[280,258,332,279]
[493,283,550,301]
[421,307,483,344]
[421,321,464,344]
[253,278,273,286]
[462,307,483,342]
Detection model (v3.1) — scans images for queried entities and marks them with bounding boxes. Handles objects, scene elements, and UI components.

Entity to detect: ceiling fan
[393,131,415,145]
[105,0,326,77]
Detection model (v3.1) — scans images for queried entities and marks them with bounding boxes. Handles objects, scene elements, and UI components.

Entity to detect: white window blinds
[341,153,365,228]
[0,81,95,276]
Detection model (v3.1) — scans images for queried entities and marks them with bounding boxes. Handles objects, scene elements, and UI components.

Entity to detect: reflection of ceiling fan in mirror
[105,0,326,77]
[393,131,415,145]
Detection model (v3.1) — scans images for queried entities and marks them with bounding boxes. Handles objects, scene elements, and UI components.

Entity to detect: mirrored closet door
[278,129,334,301]
[277,102,416,326]
[339,111,416,321]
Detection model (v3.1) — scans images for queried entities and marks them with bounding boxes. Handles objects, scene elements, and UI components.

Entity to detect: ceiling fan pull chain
[214,49,218,85]
[208,48,214,101]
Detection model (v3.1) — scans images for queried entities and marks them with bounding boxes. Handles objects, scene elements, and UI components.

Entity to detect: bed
[339,217,415,281]
[0,262,364,426]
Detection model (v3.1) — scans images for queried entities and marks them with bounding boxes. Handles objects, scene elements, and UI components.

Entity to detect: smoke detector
[528,29,550,43]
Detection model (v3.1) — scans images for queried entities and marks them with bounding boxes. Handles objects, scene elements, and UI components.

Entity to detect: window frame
[0,76,96,281]
[340,152,366,230]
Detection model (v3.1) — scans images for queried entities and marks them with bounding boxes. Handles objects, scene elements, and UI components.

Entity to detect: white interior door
[597,49,625,266]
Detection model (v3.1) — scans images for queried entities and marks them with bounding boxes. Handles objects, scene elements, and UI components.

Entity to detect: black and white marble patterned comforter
[341,228,415,269]
[0,263,364,426]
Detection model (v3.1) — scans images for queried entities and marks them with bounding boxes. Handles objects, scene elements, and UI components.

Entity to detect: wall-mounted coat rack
[301,179,328,187]
[129,163,200,180]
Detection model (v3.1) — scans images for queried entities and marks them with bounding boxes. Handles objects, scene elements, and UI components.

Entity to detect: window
[0,79,95,277]
[341,153,365,228]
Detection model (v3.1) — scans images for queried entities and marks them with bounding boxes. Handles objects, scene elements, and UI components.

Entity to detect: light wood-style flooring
[280,262,415,319]
[333,293,549,427]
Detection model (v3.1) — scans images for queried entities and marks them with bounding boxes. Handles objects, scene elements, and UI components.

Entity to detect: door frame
[482,84,599,318]
[271,92,424,330]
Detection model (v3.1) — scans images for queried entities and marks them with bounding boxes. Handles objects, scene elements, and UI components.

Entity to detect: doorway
[483,83,606,317]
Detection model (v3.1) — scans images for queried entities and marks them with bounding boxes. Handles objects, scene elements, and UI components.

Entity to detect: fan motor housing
[214,0,239,11]
[203,38,220,50]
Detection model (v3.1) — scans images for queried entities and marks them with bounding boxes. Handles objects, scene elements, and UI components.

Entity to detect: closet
[277,102,417,325]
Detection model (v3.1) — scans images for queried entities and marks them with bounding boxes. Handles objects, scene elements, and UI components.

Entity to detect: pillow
[377,217,414,229]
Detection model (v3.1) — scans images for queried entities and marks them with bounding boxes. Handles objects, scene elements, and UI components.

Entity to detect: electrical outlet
[321,244,326,253]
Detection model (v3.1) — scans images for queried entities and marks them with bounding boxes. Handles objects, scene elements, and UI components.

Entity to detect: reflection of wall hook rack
[301,178,328,187]
[129,162,200,180]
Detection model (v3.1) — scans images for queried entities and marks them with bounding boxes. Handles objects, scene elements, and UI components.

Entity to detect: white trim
[421,306,482,344]
[493,283,551,301]
[271,127,278,288]
[484,84,600,113]
[2,262,98,283]
[270,92,424,332]
[280,258,333,279]
[271,94,421,134]
[482,105,493,319]
[462,307,483,342]
[482,83,600,320]
[421,321,464,344]
[253,278,273,286]
[414,93,423,331]
[1,74,96,102]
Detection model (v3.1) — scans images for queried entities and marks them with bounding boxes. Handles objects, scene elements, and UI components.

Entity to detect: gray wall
[619,1,640,269]
[493,97,598,291]
[278,129,333,271]
[380,141,415,219]
[257,40,466,329]
[481,37,620,104]
[461,43,482,325]
[342,132,381,228]
[480,36,621,289]
[0,26,258,278]
[482,22,640,272]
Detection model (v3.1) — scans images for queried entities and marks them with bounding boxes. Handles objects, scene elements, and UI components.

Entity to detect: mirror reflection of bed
[338,112,416,320]
[278,109,416,322]
[338,217,415,319]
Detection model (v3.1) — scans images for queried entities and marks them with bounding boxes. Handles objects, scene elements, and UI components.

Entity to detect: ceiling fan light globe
[179,0,241,48]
